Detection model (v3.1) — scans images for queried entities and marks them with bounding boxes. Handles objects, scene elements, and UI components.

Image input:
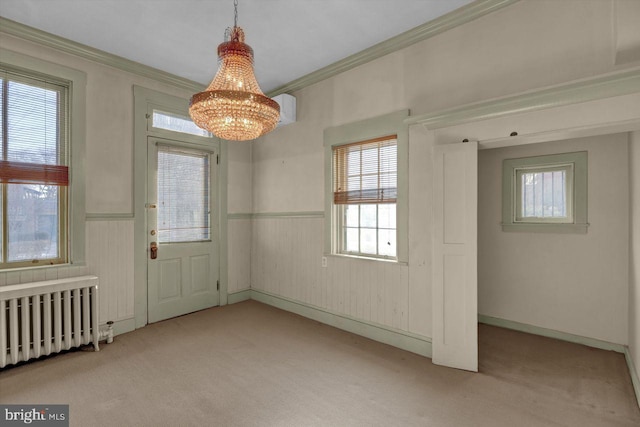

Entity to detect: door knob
[150,242,158,259]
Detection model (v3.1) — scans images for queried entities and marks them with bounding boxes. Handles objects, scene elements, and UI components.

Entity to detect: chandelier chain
[234,0,238,28]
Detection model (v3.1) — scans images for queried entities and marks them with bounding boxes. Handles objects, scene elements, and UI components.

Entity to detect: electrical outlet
[321,256,327,268]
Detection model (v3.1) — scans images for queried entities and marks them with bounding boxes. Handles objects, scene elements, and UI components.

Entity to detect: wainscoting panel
[228,218,252,294]
[251,216,410,333]
[86,220,135,324]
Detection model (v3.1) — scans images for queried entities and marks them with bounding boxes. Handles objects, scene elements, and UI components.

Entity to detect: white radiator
[0,275,99,368]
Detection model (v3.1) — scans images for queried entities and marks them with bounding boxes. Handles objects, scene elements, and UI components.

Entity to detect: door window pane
[157,147,210,243]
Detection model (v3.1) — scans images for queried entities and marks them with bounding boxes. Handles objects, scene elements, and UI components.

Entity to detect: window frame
[0,70,69,268]
[502,151,588,233]
[332,136,398,260]
[324,110,408,263]
[0,49,87,270]
[150,108,213,138]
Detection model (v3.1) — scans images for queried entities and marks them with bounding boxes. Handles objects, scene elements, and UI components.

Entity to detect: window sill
[501,223,589,234]
[0,262,86,274]
[325,253,408,266]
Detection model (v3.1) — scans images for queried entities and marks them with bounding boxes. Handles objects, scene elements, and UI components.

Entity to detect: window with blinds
[0,68,69,267]
[332,135,397,259]
[157,145,210,243]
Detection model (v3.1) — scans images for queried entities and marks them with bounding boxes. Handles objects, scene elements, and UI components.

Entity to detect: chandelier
[189,0,280,141]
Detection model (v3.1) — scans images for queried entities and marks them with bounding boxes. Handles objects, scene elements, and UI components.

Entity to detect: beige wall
[478,134,629,345]
[227,141,253,293]
[227,141,253,214]
[251,0,633,339]
[630,131,640,376]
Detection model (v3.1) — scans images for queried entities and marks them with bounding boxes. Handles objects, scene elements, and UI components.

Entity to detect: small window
[0,69,69,267]
[515,164,572,223]
[502,151,587,233]
[152,110,211,137]
[332,136,397,259]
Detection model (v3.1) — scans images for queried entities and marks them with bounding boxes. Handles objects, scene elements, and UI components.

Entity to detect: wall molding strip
[479,118,640,150]
[406,68,640,130]
[0,17,204,93]
[229,212,324,219]
[624,347,640,408]
[227,289,251,304]
[478,314,625,353]
[266,0,519,96]
[86,213,135,221]
[252,211,325,219]
[227,213,253,220]
[250,289,432,358]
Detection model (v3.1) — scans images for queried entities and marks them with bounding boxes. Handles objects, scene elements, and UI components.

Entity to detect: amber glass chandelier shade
[189,27,280,141]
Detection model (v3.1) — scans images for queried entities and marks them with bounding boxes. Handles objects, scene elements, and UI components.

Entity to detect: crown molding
[266,0,520,97]
[0,17,205,93]
[405,68,640,129]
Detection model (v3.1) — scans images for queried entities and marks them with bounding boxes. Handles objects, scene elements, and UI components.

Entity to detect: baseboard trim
[227,289,252,304]
[250,289,432,358]
[624,347,640,408]
[478,314,625,353]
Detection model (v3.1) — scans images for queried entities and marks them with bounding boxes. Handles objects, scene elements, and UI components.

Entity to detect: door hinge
[216,154,219,164]
[217,280,220,291]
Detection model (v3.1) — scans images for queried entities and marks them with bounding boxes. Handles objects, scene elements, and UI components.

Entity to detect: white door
[147,139,219,323]
[432,141,478,371]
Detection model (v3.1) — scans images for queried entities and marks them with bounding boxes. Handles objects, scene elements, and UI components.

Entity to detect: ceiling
[0,0,474,93]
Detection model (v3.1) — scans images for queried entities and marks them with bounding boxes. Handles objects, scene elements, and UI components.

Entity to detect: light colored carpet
[1,300,638,426]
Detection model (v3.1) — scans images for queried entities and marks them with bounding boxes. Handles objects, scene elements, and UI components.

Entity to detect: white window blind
[0,73,67,185]
[157,145,210,243]
[332,135,397,205]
